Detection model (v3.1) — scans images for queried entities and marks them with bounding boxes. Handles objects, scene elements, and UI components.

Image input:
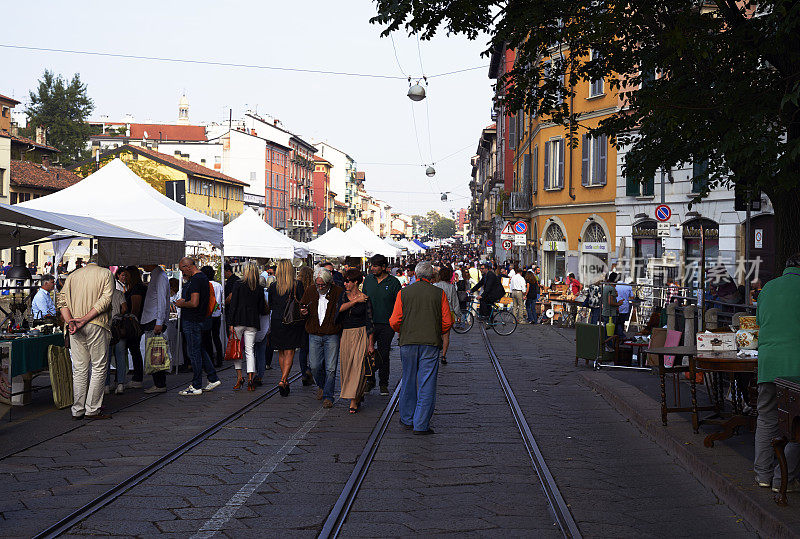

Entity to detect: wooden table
[694,353,758,448]
[646,346,717,432]
[773,376,800,506]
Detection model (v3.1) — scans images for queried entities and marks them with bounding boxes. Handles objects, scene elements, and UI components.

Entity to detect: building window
[692,159,709,193]
[10,192,17,205]
[543,138,565,190]
[581,134,607,187]
[626,172,655,197]
[532,144,538,194]
[589,50,604,97]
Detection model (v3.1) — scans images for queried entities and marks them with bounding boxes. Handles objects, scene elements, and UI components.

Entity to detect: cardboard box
[697,332,737,352]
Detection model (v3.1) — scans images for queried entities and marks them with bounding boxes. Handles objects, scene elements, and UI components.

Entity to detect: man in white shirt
[141,264,171,393]
[31,274,57,319]
[510,267,527,324]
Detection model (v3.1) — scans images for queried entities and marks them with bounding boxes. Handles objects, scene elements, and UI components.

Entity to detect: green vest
[398,280,444,348]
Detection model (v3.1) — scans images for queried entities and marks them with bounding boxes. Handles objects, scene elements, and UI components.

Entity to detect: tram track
[32,371,301,539]
[318,326,582,539]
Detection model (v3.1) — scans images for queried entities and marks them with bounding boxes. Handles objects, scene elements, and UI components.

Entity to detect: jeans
[233,326,257,373]
[371,323,394,387]
[308,333,340,401]
[106,338,128,386]
[297,332,310,375]
[525,296,537,323]
[183,318,219,389]
[399,344,440,431]
[255,335,268,379]
[755,382,800,484]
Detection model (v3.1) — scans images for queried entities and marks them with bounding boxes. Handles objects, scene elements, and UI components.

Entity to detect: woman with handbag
[433,265,460,365]
[268,259,305,397]
[122,266,147,389]
[228,263,268,392]
[337,268,374,414]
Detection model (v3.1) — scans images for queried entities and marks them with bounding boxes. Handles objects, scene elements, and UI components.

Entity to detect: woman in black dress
[268,259,304,396]
[123,266,147,387]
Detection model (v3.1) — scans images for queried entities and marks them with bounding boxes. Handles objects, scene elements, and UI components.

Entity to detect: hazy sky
[1,1,493,217]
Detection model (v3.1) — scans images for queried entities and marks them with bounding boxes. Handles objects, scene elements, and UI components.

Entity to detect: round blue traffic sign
[514,220,528,234]
[486,239,493,247]
[655,204,672,222]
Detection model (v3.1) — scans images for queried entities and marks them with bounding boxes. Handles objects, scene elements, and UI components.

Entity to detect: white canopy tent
[223,207,307,259]
[0,203,182,266]
[305,227,366,258]
[399,238,423,254]
[384,237,407,254]
[343,222,400,258]
[20,159,223,254]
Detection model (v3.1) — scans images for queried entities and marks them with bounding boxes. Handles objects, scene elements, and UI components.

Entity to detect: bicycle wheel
[452,310,474,334]
[491,310,517,336]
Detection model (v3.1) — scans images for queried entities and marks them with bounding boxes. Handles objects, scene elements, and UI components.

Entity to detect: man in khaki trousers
[509,266,527,324]
[58,261,114,420]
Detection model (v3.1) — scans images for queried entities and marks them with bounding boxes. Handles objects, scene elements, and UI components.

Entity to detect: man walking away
[754,252,800,493]
[300,267,344,408]
[509,265,527,324]
[363,254,402,396]
[141,264,171,394]
[470,262,504,319]
[175,258,221,396]
[58,259,114,420]
[390,261,452,435]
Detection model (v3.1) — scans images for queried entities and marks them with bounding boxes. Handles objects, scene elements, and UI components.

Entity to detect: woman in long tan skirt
[338,268,374,413]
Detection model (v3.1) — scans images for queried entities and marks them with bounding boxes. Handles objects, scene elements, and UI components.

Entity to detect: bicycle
[452,294,517,336]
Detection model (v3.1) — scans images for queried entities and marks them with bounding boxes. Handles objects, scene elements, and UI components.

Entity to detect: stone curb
[578,370,799,539]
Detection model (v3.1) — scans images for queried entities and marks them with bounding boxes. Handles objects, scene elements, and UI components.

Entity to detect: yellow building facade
[74,144,246,223]
[510,47,617,285]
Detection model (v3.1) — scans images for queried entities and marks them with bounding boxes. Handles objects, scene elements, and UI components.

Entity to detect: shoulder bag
[281,282,303,325]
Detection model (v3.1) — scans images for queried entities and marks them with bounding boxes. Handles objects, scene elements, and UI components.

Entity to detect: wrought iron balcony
[509,191,531,212]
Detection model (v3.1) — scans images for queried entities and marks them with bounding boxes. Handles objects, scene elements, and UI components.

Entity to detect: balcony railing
[509,191,531,212]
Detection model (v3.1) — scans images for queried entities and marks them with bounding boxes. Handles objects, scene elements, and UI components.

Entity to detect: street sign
[502,239,513,250]
[500,221,514,239]
[754,229,763,249]
[657,222,670,237]
[486,239,493,247]
[655,204,672,222]
[513,220,528,234]
[514,234,526,246]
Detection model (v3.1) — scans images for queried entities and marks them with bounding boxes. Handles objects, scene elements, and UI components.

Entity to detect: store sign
[543,240,566,252]
[683,225,719,239]
[754,229,763,249]
[514,234,526,246]
[632,225,658,238]
[582,242,608,253]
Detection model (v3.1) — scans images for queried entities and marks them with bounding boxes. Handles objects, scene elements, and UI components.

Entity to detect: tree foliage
[24,70,94,166]
[372,1,800,269]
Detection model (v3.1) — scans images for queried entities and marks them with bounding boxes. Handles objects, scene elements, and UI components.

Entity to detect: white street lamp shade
[407,84,426,101]
[426,166,436,177]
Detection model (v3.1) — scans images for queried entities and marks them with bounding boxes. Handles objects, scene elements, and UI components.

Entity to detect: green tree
[371,1,800,271]
[433,217,457,238]
[24,70,94,166]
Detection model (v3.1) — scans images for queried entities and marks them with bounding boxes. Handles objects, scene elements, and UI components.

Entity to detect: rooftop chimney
[35,126,46,146]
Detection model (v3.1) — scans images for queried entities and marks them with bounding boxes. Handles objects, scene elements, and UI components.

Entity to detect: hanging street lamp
[426,165,436,177]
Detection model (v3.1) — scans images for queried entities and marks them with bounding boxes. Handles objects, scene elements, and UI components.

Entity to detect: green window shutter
[643,174,655,196]
[692,159,708,193]
[625,175,639,196]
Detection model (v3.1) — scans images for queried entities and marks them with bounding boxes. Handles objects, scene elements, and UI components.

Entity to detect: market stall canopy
[305,227,366,258]
[413,239,430,250]
[223,207,306,259]
[0,203,184,265]
[384,237,407,253]
[20,159,223,246]
[399,238,423,254]
[343,222,400,258]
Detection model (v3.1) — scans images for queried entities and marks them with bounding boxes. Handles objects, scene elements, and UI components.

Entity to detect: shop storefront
[683,218,719,262]
[632,220,659,279]
[542,223,566,284]
[579,222,609,285]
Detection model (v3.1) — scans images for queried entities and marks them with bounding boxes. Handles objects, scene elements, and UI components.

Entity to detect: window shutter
[581,135,590,186]
[598,135,607,186]
[558,139,565,189]
[543,141,551,189]
[532,145,538,194]
[625,175,639,196]
[509,114,516,150]
[692,159,708,193]
[643,174,655,196]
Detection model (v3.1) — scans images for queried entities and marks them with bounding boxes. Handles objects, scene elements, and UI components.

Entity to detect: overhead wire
[0,43,484,81]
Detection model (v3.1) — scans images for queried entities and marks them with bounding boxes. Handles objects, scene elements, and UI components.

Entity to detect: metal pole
[700,224,706,332]
[744,197,752,306]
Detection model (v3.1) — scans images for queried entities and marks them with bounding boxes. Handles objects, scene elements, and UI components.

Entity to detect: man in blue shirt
[615,277,634,336]
[31,274,57,319]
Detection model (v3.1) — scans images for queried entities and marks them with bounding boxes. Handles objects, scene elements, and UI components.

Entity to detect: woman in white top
[433,265,461,365]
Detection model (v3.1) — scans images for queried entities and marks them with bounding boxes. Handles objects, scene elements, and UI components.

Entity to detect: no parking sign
[655,204,672,222]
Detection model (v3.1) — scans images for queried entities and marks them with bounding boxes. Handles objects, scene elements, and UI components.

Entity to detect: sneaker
[203,380,222,392]
[179,386,202,396]
[380,385,389,396]
[756,477,771,488]
[144,386,167,394]
[115,384,125,395]
[127,381,143,389]
[772,479,800,493]
[322,399,333,408]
